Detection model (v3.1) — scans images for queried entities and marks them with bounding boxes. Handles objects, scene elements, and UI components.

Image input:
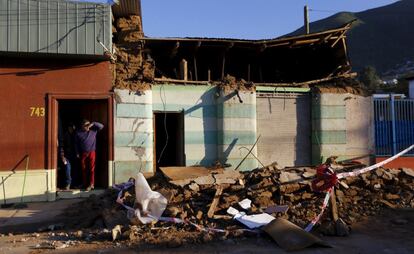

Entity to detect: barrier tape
[337,144,414,179]
[304,144,414,231]
[304,188,332,232]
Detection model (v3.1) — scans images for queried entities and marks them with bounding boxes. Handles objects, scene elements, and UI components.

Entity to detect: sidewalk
[0,199,82,234]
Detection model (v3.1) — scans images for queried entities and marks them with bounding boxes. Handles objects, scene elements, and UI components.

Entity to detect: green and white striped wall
[217,89,258,171]
[114,89,154,183]
[312,93,347,164]
[113,85,259,183]
[312,93,374,164]
[152,85,219,167]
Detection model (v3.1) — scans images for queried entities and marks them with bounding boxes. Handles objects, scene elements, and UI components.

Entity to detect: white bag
[134,173,168,224]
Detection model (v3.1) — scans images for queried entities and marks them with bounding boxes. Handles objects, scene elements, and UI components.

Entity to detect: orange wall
[375,157,414,169]
[0,57,112,171]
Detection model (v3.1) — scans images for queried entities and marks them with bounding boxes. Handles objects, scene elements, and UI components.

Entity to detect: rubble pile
[216,75,255,92]
[312,77,370,96]
[112,15,154,91]
[60,164,414,244]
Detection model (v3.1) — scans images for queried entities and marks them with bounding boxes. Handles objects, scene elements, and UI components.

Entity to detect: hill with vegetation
[286,0,414,77]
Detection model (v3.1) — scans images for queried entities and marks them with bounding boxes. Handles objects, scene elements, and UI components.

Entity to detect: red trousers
[80,151,95,187]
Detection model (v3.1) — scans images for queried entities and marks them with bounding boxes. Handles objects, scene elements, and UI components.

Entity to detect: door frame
[153,110,185,171]
[47,93,114,187]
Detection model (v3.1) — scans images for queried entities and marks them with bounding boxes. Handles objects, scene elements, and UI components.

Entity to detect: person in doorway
[59,123,77,190]
[75,119,104,191]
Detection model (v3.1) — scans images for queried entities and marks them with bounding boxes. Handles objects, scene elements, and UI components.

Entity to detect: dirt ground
[0,208,412,254]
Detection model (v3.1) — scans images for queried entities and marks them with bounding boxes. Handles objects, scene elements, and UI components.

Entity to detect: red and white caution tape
[304,144,414,232]
[337,144,414,179]
[304,188,332,232]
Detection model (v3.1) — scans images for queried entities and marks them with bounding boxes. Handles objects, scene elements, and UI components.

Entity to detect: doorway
[48,94,113,191]
[154,112,185,170]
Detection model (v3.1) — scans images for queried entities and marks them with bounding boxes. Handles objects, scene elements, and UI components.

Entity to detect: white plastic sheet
[235,213,276,229]
[238,198,252,209]
[226,206,275,229]
[134,173,168,224]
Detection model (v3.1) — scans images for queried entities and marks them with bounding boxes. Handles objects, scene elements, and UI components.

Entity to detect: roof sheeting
[112,0,141,17]
[68,0,118,4]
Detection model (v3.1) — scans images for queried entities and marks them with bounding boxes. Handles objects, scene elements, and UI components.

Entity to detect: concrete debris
[161,166,241,187]
[57,162,414,246]
[112,225,123,241]
[402,168,414,177]
[238,198,252,210]
[280,171,303,183]
[34,240,79,250]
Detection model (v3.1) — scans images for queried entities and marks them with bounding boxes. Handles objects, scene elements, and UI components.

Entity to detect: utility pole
[304,5,310,34]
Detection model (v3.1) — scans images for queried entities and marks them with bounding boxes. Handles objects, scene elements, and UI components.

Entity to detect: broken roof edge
[141,21,353,47]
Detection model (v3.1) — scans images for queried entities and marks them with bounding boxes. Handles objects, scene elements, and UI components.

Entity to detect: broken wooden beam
[207,185,223,218]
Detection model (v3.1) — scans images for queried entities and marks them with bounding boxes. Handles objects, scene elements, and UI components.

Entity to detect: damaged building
[0,0,374,203]
[112,9,374,180]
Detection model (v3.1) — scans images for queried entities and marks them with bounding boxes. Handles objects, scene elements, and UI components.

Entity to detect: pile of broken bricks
[59,163,414,249]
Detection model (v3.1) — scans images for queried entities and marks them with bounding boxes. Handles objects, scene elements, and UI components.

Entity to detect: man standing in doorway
[59,123,76,190]
[75,119,104,191]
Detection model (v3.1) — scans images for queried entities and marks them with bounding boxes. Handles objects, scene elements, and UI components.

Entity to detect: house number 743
[30,107,45,117]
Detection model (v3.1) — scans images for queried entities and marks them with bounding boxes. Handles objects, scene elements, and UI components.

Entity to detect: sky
[141,0,398,39]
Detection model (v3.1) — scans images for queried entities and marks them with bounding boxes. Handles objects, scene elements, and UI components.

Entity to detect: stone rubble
[58,162,414,243]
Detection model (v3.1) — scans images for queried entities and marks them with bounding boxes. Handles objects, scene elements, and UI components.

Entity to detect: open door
[154,111,185,171]
[48,94,113,191]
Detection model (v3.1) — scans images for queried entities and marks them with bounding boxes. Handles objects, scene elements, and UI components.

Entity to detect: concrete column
[114,89,154,183]
[216,88,258,171]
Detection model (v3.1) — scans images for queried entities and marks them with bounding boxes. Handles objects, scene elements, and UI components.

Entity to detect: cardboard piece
[265,205,289,214]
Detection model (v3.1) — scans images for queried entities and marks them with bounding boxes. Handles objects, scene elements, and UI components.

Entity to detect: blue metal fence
[374,97,414,156]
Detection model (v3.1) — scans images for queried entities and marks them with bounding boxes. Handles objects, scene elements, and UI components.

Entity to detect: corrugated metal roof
[112,0,141,17]
[0,0,112,56]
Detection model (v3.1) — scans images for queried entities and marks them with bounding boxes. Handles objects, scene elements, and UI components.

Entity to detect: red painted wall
[375,157,414,169]
[0,57,112,171]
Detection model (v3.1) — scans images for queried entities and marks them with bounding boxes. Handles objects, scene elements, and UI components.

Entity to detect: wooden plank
[208,186,223,218]
[221,53,226,79]
[180,59,188,81]
[193,56,198,81]
[154,78,210,85]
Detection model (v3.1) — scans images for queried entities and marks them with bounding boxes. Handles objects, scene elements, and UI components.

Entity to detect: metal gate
[374,97,414,156]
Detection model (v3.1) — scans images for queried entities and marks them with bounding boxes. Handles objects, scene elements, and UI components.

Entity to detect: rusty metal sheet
[263,218,330,251]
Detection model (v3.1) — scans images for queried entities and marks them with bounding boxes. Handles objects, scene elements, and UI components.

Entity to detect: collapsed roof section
[143,23,352,84]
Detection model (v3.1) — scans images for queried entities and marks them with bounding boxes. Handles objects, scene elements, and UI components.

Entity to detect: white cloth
[134,173,168,224]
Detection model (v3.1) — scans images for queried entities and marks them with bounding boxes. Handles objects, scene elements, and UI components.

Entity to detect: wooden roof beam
[169,41,180,58]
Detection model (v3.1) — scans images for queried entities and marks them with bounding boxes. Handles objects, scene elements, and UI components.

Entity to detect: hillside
[286,0,414,76]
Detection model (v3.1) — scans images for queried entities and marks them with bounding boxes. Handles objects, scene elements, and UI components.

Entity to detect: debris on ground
[56,159,414,249]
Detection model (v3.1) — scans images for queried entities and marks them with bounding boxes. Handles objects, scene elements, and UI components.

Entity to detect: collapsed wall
[112,15,154,92]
